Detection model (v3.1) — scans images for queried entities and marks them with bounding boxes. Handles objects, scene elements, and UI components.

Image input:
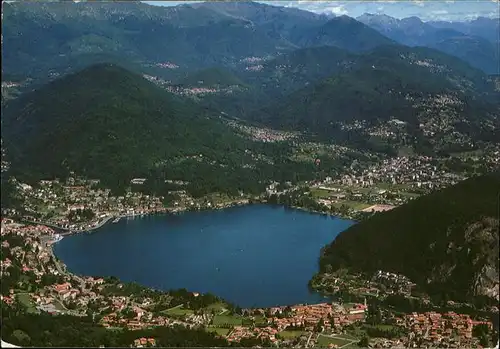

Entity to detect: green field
[311,188,333,198]
[317,335,354,347]
[365,324,397,331]
[397,146,415,157]
[254,315,267,325]
[399,192,421,198]
[17,293,37,313]
[205,302,227,314]
[212,314,243,326]
[279,330,307,339]
[330,200,371,211]
[206,326,231,336]
[162,305,194,317]
[53,299,66,311]
[338,333,359,340]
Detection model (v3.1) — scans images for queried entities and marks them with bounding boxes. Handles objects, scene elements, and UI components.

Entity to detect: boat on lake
[53,234,64,243]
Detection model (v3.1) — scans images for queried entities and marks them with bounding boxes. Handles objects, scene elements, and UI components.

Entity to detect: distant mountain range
[2,1,499,164]
[317,172,500,302]
[356,14,500,74]
[4,1,498,80]
[427,16,500,43]
[1,1,325,79]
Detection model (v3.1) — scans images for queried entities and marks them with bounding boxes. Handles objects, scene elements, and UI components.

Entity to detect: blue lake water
[53,204,355,308]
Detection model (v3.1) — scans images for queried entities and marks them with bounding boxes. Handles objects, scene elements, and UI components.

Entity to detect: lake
[53,204,355,308]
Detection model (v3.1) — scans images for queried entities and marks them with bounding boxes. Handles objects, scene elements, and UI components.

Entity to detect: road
[164,303,184,312]
[21,219,70,233]
[22,215,114,237]
[317,334,357,348]
[45,242,86,290]
[306,333,313,348]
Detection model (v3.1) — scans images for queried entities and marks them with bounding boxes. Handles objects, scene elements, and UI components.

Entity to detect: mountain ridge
[249,44,500,154]
[356,13,500,74]
[316,172,500,302]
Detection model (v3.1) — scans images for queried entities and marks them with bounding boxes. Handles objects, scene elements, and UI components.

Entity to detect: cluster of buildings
[10,177,166,232]
[142,73,242,97]
[372,270,416,296]
[413,93,469,142]
[225,120,299,143]
[132,337,157,347]
[155,62,179,69]
[336,156,467,190]
[271,303,367,332]
[226,326,279,343]
[310,270,416,300]
[367,120,406,140]
[240,55,268,71]
[245,65,264,71]
[240,56,267,64]
[1,81,21,88]
[395,311,493,348]
[226,302,368,345]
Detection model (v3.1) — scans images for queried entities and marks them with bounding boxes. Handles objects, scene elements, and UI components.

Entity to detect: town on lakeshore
[1,220,497,348]
[3,143,499,234]
[1,144,499,348]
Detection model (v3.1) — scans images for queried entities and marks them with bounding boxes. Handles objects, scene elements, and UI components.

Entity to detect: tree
[358,335,369,347]
[479,334,489,347]
[12,329,31,346]
[315,318,325,333]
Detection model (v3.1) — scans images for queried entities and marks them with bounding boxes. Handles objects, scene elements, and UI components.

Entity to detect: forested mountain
[356,13,500,74]
[295,15,396,52]
[1,64,320,196]
[318,172,500,302]
[191,46,358,117]
[250,45,500,155]
[1,1,288,79]
[191,1,328,43]
[2,1,498,161]
[1,1,396,81]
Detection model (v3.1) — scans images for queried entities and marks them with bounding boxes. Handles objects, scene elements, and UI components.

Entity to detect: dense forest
[318,172,500,302]
[1,64,325,197]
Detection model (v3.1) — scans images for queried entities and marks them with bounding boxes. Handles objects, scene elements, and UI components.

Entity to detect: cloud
[284,1,349,15]
[324,5,349,15]
[299,1,496,21]
[431,10,448,15]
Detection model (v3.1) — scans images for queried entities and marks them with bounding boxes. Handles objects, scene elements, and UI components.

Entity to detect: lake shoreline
[24,198,357,238]
[51,204,355,308]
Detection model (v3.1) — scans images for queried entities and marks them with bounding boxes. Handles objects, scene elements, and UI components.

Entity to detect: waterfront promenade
[22,215,114,236]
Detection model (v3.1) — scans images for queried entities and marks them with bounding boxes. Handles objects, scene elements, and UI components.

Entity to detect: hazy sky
[143,1,500,21]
